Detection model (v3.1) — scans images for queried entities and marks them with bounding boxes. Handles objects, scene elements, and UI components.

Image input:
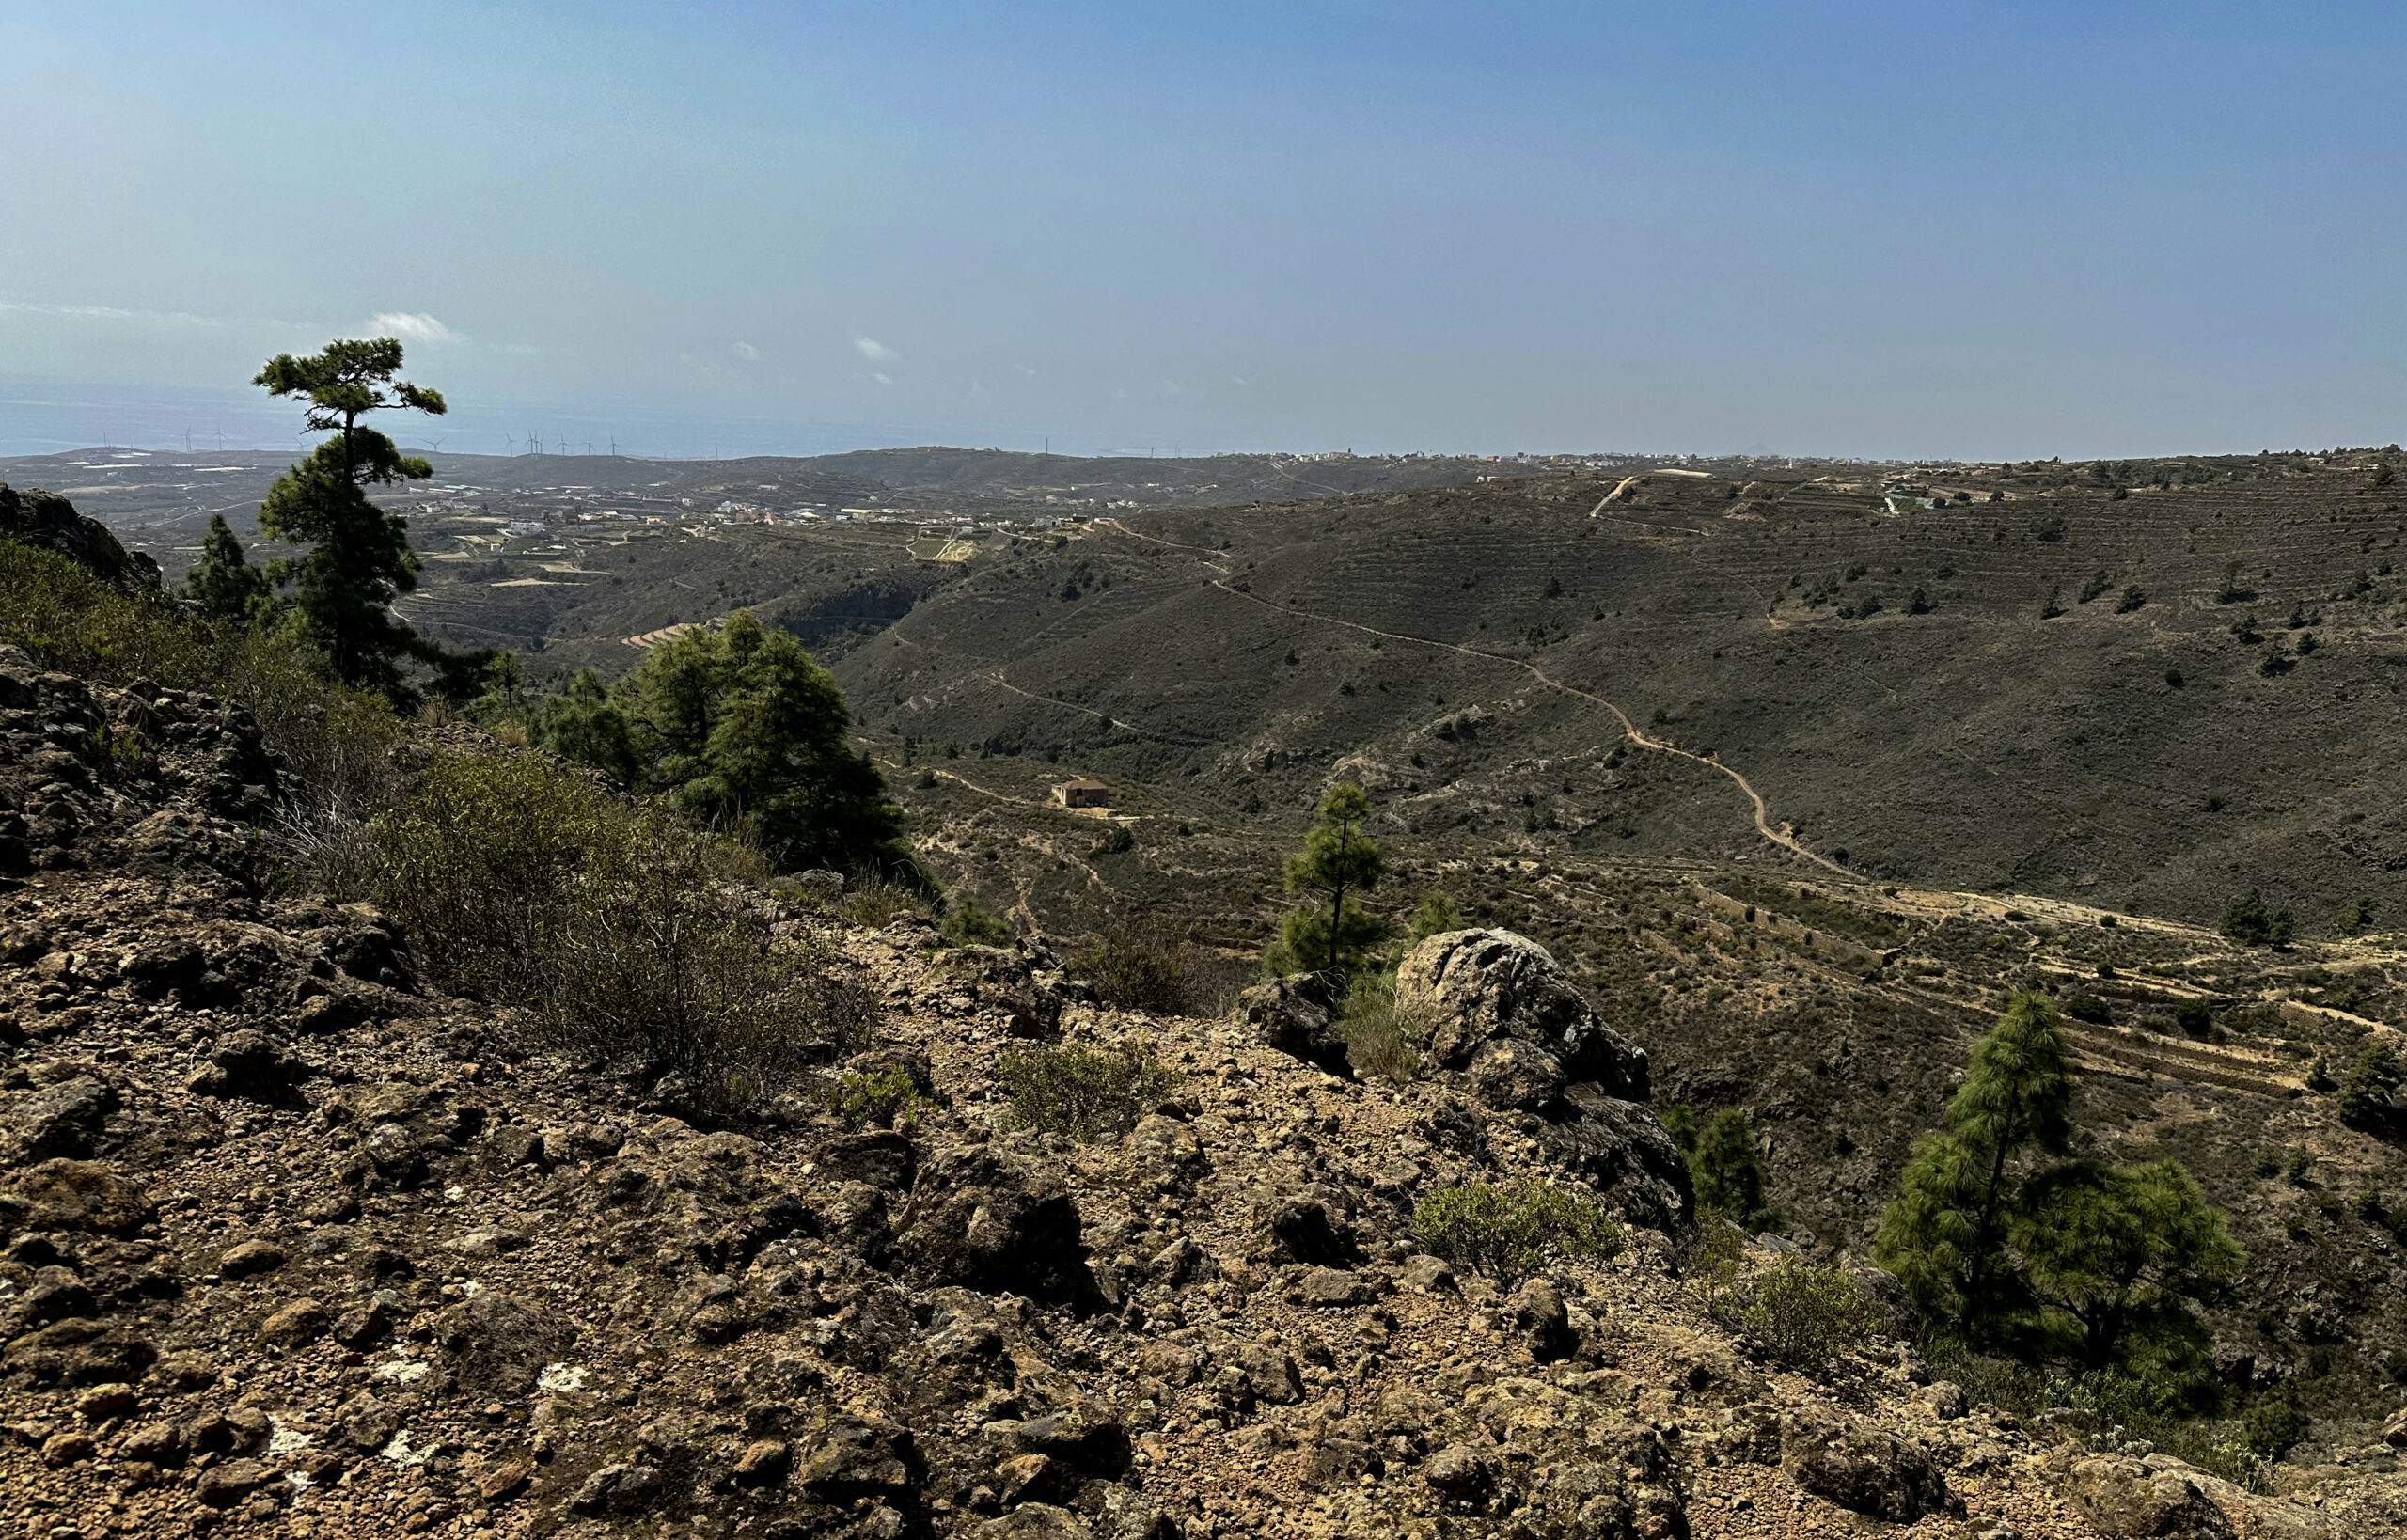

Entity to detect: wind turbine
[608,434,618,456]
[506,434,517,455]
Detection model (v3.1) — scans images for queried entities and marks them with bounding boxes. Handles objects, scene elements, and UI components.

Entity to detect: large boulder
[0,485,160,593]
[2068,1455,2238,1539]
[1394,930,1649,1100]
[1393,929,1687,1226]
[1779,1409,1957,1523]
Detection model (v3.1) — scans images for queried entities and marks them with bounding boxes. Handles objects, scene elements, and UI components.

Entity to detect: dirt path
[1093,511,1839,872]
[1207,578,1847,874]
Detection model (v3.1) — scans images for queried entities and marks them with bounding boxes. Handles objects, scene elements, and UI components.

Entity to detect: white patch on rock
[373,1357,431,1385]
[381,1430,428,1467]
[536,1362,590,1393]
[267,1419,314,1455]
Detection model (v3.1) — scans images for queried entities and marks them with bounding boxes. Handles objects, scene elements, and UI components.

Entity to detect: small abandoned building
[1053,777,1112,809]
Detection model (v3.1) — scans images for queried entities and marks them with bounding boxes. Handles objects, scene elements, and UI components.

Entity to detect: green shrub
[0,541,201,682]
[836,1067,924,1127]
[368,750,875,1120]
[1412,1180,1622,1287]
[939,894,1015,947]
[2336,1040,2406,1139]
[1724,1258,1886,1372]
[995,1040,1171,1142]
[1068,927,1199,1014]
[2221,888,2293,947]
[2063,992,2114,1025]
[1690,1108,1775,1231]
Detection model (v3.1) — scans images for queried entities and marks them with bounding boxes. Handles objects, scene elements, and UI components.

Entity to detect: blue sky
[2,2,2401,459]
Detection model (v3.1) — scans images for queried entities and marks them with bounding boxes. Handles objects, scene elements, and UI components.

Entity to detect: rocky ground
[2,643,2403,1537]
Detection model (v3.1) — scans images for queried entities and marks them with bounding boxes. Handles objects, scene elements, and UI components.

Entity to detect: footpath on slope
[1092,514,1841,874]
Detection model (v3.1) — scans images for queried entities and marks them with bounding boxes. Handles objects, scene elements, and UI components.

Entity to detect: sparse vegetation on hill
[10,442,2407,1532]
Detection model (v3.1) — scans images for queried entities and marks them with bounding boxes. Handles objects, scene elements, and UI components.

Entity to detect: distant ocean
[0,378,1077,461]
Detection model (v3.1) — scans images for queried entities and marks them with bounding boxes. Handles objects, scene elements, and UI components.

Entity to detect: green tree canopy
[253,338,447,697]
[535,611,911,877]
[1265,781,1389,989]
[181,514,272,624]
[1691,1108,1773,1231]
[1877,992,2242,1376]
[1876,991,2073,1340]
[2014,1158,2243,1369]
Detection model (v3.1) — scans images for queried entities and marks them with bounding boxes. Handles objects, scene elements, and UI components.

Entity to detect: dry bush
[368,749,875,1120]
[1069,926,1201,1014]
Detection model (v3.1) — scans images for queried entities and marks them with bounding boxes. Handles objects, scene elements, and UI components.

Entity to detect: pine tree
[2013,1158,2242,1368]
[1691,1108,1772,1230]
[1879,993,2242,1375]
[535,611,910,876]
[534,668,642,784]
[252,338,446,697]
[181,514,271,623]
[1265,782,1388,990]
[1875,991,2072,1340]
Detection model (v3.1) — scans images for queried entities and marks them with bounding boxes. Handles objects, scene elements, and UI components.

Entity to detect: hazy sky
[3,2,2402,460]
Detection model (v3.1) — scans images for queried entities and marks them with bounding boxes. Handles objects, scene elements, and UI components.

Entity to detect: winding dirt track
[1092,514,1839,872]
[1210,579,1846,874]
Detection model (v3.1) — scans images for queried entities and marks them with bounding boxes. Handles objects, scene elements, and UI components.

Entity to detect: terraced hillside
[840,449,2407,930]
[870,749,2407,1438]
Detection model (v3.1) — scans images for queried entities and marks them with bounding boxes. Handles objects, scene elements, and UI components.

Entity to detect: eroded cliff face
[0,643,2389,1539]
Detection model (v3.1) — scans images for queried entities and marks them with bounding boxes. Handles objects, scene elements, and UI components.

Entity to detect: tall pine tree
[1878,991,2242,1373]
[253,338,446,698]
[1876,991,2072,1342]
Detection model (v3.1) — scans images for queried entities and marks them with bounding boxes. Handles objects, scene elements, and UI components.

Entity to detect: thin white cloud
[871,371,894,386]
[853,336,895,362]
[730,340,759,360]
[0,299,286,330]
[369,311,458,344]
[1230,374,1251,387]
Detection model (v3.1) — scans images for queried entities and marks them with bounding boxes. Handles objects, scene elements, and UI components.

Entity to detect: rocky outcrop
[2069,1454,2238,1538]
[1394,928,1690,1228]
[0,485,160,594]
[1395,928,1651,1099]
